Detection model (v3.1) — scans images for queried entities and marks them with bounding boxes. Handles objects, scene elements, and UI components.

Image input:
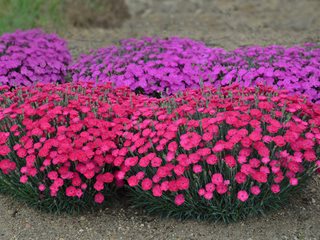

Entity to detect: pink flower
[152,185,162,197]
[38,184,46,192]
[0,159,16,174]
[94,193,105,204]
[160,181,169,191]
[211,173,223,185]
[139,156,150,167]
[76,189,83,198]
[235,172,247,184]
[102,172,114,183]
[48,171,58,180]
[212,143,224,152]
[206,155,218,165]
[0,145,10,156]
[289,178,298,186]
[168,141,178,152]
[224,155,236,168]
[193,164,202,173]
[238,156,247,164]
[273,136,286,147]
[115,171,125,180]
[174,194,185,206]
[20,175,28,184]
[271,184,280,193]
[250,186,261,195]
[136,171,145,180]
[180,132,201,150]
[151,157,162,167]
[252,171,268,183]
[249,131,262,142]
[124,157,139,167]
[94,181,104,191]
[261,157,270,164]
[141,178,153,191]
[128,176,139,187]
[205,183,215,192]
[288,161,300,173]
[204,191,213,200]
[198,188,205,196]
[166,152,175,162]
[262,135,272,143]
[237,190,249,202]
[174,165,185,176]
[176,177,190,190]
[66,186,77,197]
[216,184,228,194]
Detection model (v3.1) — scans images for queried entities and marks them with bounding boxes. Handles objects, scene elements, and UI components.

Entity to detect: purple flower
[0,29,71,87]
[69,36,320,102]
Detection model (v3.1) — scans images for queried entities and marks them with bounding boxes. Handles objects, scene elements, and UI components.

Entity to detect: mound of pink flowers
[0,82,319,221]
[0,29,71,87]
[70,37,320,103]
[119,84,320,221]
[0,83,138,211]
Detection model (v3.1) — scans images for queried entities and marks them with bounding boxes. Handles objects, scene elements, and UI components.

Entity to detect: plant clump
[70,38,320,103]
[0,83,139,212]
[0,29,71,87]
[0,82,319,221]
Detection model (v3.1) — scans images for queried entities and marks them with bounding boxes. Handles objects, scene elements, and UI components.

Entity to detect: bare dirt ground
[1,0,320,239]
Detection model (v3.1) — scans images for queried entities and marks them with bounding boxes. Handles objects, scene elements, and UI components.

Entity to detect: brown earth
[1,0,320,239]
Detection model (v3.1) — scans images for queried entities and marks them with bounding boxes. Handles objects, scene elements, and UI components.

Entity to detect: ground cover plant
[0,83,145,212]
[0,29,319,222]
[69,36,225,96]
[0,29,71,87]
[70,37,320,103]
[118,84,320,222]
[0,82,319,222]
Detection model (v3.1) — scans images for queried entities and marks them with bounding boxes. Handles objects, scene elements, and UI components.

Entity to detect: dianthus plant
[0,83,139,212]
[119,84,320,222]
[0,29,71,87]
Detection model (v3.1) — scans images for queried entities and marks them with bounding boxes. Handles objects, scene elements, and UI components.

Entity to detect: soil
[1,0,320,239]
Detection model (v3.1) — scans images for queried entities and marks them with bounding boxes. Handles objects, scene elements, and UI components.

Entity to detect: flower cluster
[0,29,71,87]
[69,37,224,95]
[0,82,318,221]
[0,83,139,211]
[218,44,320,104]
[70,37,320,103]
[118,84,320,222]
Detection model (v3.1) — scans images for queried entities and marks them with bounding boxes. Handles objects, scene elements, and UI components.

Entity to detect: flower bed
[0,82,319,221]
[0,30,319,221]
[218,44,320,104]
[70,37,320,103]
[117,84,320,222]
[0,29,71,87]
[69,37,226,95]
[0,83,140,212]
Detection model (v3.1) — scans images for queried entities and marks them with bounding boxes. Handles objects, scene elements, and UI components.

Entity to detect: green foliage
[0,0,64,34]
[127,174,313,223]
[0,171,117,213]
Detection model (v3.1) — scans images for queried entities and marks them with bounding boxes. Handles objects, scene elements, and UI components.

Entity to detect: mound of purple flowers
[0,29,71,86]
[70,37,319,102]
[69,37,225,95]
[217,44,320,103]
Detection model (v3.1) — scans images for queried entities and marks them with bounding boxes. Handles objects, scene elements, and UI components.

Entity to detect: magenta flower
[0,29,71,87]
